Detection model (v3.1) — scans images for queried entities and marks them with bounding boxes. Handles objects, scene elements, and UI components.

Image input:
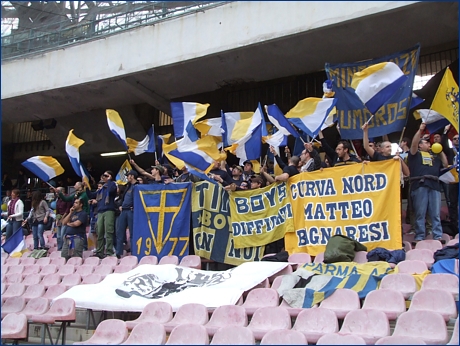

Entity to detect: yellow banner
[286,160,402,256]
[229,182,295,249]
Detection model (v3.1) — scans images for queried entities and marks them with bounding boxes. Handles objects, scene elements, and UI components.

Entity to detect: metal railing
[1,1,229,60]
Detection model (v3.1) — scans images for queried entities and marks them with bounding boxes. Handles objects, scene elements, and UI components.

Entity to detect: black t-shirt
[408,151,442,192]
[283,165,299,177]
[371,152,394,161]
[65,210,88,236]
[209,169,233,186]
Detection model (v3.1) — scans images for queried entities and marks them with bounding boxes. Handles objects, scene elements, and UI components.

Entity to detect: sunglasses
[103,174,110,178]
[453,137,459,140]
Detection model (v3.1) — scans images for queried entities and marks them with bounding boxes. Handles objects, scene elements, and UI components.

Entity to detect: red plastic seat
[119,255,138,268]
[21,297,50,319]
[204,305,248,336]
[261,329,307,345]
[159,255,179,265]
[247,306,291,340]
[211,326,255,345]
[121,322,166,345]
[1,313,28,342]
[408,289,457,322]
[73,319,128,345]
[138,255,159,265]
[362,289,406,320]
[406,249,434,268]
[396,260,428,274]
[166,323,209,345]
[66,257,83,266]
[3,283,26,300]
[319,289,360,319]
[126,301,173,330]
[1,297,27,318]
[339,309,390,344]
[242,288,279,315]
[61,273,81,288]
[317,333,366,345]
[293,308,338,344]
[21,284,46,302]
[163,303,209,333]
[421,273,459,299]
[379,273,417,299]
[81,274,103,285]
[376,335,427,344]
[393,310,448,344]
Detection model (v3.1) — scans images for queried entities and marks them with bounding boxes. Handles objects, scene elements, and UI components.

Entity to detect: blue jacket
[367,247,406,264]
[87,180,117,213]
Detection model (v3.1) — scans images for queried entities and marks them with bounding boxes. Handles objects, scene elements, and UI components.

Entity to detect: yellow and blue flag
[158,134,185,170]
[221,110,254,147]
[1,227,25,254]
[440,165,459,184]
[127,125,156,156]
[431,67,459,132]
[351,62,408,115]
[106,109,128,150]
[194,118,223,138]
[413,109,449,133]
[65,130,90,186]
[21,156,64,182]
[265,104,300,137]
[285,97,337,138]
[115,160,132,185]
[171,102,209,141]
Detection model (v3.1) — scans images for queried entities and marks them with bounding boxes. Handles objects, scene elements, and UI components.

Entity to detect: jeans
[411,186,443,241]
[5,220,22,240]
[32,221,46,249]
[96,210,115,256]
[56,224,67,251]
[61,234,84,260]
[116,210,133,257]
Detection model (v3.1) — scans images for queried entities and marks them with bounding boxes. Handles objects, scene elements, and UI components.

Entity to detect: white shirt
[6,199,24,221]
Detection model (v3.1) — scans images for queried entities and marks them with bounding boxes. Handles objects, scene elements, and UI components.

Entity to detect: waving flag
[65,130,85,176]
[171,102,209,141]
[264,129,288,148]
[194,118,223,138]
[22,156,64,182]
[410,92,425,109]
[431,67,459,132]
[221,111,253,147]
[1,227,25,254]
[413,109,449,133]
[169,136,223,174]
[127,125,156,156]
[265,104,300,137]
[115,160,133,185]
[285,97,337,138]
[158,134,185,170]
[440,165,459,184]
[106,109,128,150]
[351,62,408,115]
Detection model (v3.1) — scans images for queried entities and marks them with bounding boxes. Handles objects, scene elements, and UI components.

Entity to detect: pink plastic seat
[40,273,62,288]
[293,308,338,343]
[339,309,390,344]
[408,289,457,322]
[317,333,366,345]
[319,289,360,319]
[288,253,312,265]
[455,233,459,239]
[261,329,307,345]
[66,257,83,266]
[406,249,434,268]
[6,257,20,266]
[50,257,66,266]
[205,305,248,336]
[93,264,113,278]
[243,278,270,299]
[179,255,202,269]
[159,255,179,265]
[7,265,25,275]
[35,257,51,268]
[5,273,23,285]
[353,251,368,263]
[1,297,27,318]
[393,311,448,344]
[314,252,325,263]
[166,324,209,345]
[396,260,428,274]
[113,264,133,274]
[83,257,100,267]
[100,256,119,268]
[81,274,103,285]
[1,313,28,341]
[447,318,458,345]
[126,301,173,330]
[247,306,291,340]
[402,241,412,252]
[268,265,293,283]
[42,284,67,301]
[421,273,459,299]
[22,273,42,287]
[19,257,35,266]
[49,251,62,259]
[241,288,280,315]
[279,298,310,318]
[379,273,417,299]
[376,336,427,344]
[82,251,93,260]
[163,303,209,333]
[73,319,128,345]
[119,255,138,268]
[447,239,459,246]
[362,289,406,320]
[61,273,81,288]
[21,284,46,302]
[22,264,41,276]
[121,322,166,345]
[415,240,443,251]
[3,283,26,300]
[270,275,284,290]
[21,297,50,319]
[39,264,58,277]
[76,265,94,277]
[138,255,159,265]
[211,326,255,345]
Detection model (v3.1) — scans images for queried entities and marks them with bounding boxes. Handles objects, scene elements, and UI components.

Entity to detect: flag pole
[398,127,406,147]
[349,140,358,157]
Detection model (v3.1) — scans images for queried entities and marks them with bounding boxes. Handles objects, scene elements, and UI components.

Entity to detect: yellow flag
[431,67,459,131]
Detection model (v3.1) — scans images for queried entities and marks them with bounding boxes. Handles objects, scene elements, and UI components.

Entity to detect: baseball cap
[127,170,138,178]
[151,165,165,175]
[243,160,253,166]
[234,166,243,172]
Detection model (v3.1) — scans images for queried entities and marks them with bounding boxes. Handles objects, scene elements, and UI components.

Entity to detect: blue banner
[325,44,420,139]
[132,183,192,261]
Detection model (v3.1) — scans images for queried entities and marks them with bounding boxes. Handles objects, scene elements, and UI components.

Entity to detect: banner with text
[229,182,295,249]
[192,181,265,266]
[325,44,420,139]
[133,183,191,261]
[285,160,402,256]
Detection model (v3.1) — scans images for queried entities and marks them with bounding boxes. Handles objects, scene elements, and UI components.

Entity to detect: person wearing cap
[208,161,233,186]
[242,160,255,181]
[229,166,244,186]
[130,159,166,184]
[115,170,138,259]
[261,145,300,183]
[250,176,264,189]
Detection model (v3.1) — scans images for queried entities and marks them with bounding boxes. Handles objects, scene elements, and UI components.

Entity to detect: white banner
[55,262,288,312]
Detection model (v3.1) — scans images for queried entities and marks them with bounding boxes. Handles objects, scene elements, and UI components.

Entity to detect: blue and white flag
[414,109,450,133]
[22,156,65,182]
[410,92,425,109]
[106,109,128,150]
[221,110,254,147]
[265,104,300,137]
[194,118,223,138]
[171,102,209,141]
[2,227,25,254]
[127,125,156,156]
[65,130,85,177]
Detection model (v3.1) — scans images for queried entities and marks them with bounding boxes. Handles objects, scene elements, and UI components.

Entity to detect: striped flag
[221,110,254,147]
[106,109,128,150]
[1,227,25,254]
[265,104,300,137]
[127,125,156,156]
[65,130,90,186]
[171,102,209,141]
[21,156,64,182]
